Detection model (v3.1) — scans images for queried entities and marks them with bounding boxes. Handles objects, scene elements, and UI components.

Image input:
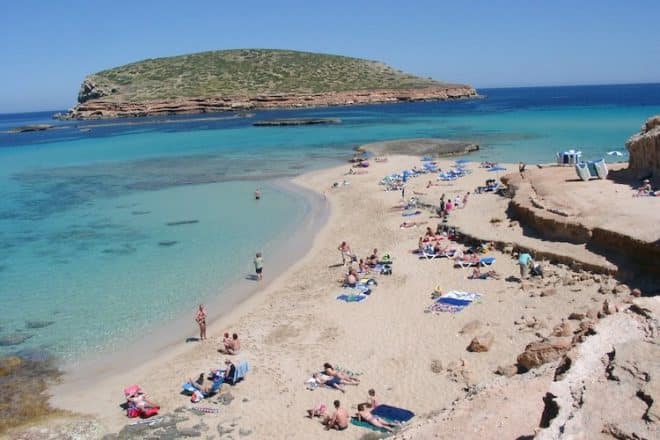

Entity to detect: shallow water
[1,83,659,362]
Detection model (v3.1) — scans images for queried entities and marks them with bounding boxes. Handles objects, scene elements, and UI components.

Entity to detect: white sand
[49,156,619,439]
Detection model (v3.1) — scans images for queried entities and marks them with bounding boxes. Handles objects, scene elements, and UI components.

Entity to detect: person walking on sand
[254,252,263,280]
[338,241,353,265]
[195,304,207,341]
[519,162,526,179]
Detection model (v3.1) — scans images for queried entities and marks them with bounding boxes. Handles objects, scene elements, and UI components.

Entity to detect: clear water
[1,83,659,360]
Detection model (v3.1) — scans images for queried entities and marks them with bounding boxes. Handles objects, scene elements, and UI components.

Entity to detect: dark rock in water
[102,244,137,255]
[9,124,55,133]
[0,333,33,346]
[131,210,151,215]
[25,320,55,329]
[253,118,341,126]
[166,220,199,226]
[158,240,178,247]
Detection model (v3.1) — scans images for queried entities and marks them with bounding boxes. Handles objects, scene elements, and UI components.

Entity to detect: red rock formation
[58,86,478,120]
[626,115,660,179]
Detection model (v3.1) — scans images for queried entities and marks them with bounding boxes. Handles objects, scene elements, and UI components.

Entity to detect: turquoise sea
[1,83,660,364]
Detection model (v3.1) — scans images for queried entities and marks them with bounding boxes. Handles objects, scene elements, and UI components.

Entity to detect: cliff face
[626,115,660,179]
[59,86,478,120]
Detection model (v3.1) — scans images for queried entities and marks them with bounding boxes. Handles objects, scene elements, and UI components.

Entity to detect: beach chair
[182,376,224,399]
[454,258,480,268]
[479,257,496,266]
[419,250,440,260]
[225,361,250,385]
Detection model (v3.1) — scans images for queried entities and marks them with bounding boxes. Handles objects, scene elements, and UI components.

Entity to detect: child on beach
[195,304,207,341]
[254,252,263,280]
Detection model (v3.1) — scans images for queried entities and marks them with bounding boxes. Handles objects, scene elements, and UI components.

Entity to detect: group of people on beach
[338,242,383,285]
[307,367,399,432]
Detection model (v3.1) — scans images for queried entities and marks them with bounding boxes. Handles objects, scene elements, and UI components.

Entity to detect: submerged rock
[25,320,55,329]
[0,333,33,346]
[166,219,199,226]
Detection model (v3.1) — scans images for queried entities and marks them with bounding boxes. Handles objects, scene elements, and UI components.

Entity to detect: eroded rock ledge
[56,86,478,120]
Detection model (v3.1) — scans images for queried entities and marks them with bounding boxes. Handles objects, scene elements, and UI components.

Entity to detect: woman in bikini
[356,404,397,432]
[323,363,360,385]
[195,304,207,341]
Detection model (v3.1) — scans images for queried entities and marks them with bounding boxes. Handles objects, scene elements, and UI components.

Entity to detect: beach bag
[142,407,160,418]
[381,265,392,275]
[191,390,204,403]
[126,405,141,418]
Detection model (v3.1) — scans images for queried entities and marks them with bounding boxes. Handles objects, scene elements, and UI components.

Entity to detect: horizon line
[2,81,659,115]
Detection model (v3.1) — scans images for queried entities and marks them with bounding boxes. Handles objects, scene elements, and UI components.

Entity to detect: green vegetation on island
[80,49,459,103]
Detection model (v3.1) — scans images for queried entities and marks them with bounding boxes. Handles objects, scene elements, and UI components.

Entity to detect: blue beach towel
[337,294,367,302]
[372,405,415,422]
[402,210,421,217]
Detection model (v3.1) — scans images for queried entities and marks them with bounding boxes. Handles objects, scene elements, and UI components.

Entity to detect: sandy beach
[11,153,657,439]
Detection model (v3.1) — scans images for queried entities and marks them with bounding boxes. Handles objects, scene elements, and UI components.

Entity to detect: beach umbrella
[488,166,507,172]
[606,151,624,156]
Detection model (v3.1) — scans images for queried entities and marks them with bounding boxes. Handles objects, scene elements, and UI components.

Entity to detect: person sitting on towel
[360,388,379,409]
[356,404,398,432]
[322,400,349,431]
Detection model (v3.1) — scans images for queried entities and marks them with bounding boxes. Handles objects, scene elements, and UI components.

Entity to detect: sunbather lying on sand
[400,221,427,229]
[312,373,347,393]
[127,390,159,410]
[356,404,398,432]
[469,267,501,280]
[324,363,360,385]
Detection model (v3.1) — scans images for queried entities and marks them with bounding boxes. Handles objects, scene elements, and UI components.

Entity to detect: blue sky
[1,0,659,112]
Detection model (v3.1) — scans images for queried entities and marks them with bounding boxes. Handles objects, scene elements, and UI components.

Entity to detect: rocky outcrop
[58,86,478,120]
[359,138,480,157]
[516,338,573,371]
[626,115,660,179]
[253,118,341,126]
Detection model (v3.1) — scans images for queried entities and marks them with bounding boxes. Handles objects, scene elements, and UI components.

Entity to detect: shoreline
[50,177,329,386]
[14,152,657,439]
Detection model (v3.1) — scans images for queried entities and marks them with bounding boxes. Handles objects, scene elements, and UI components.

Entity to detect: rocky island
[57,49,478,119]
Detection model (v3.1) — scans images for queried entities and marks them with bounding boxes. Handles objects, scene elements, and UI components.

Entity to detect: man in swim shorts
[323,400,349,431]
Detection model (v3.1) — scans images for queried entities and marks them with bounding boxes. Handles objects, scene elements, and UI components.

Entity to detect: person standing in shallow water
[254,252,263,280]
[255,188,261,200]
[195,304,207,341]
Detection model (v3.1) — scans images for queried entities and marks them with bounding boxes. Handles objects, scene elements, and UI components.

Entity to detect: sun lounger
[419,250,441,260]
[479,257,496,266]
[225,361,250,385]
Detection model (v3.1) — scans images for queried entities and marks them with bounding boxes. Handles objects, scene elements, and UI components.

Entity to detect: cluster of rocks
[626,114,660,180]
[57,86,478,120]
